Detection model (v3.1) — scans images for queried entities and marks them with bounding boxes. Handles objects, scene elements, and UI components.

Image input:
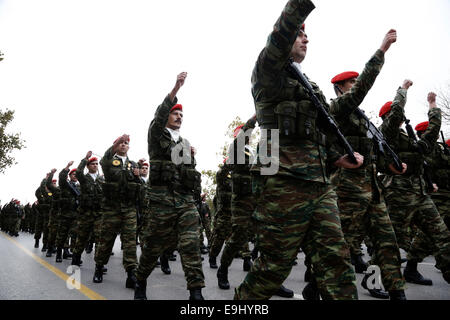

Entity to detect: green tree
[0,109,26,174]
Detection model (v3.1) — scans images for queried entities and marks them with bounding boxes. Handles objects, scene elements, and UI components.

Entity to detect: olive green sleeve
[148,94,178,148]
[330,49,385,122]
[253,0,315,86]
[76,158,88,183]
[418,107,442,154]
[379,88,408,143]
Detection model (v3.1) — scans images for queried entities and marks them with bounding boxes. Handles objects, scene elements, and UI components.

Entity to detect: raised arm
[253,0,315,85]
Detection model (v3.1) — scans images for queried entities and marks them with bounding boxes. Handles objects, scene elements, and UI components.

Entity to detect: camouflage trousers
[407,190,450,269]
[135,187,205,290]
[332,168,405,291]
[94,199,137,270]
[72,209,102,256]
[55,209,78,249]
[234,177,357,300]
[384,189,450,282]
[46,210,60,248]
[209,206,232,258]
[34,205,49,244]
[199,213,211,248]
[220,193,255,268]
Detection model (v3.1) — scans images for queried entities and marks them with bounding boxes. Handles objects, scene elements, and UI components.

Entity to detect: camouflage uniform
[220,120,256,269]
[34,179,52,249]
[45,173,61,254]
[135,95,205,290]
[94,146,139,271]
[72,158,104,259]
[379,88,450,283]
[209,166,233,259]
[328,50,405,291]
[406,141,450,267]
[235,0,357,300]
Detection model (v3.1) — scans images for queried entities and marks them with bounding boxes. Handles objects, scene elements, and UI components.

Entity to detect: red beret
[142,162,149,168]
[88,157,98,164]
[113,135,130,144]
[233,124,245,138]
[69,169,77,175]
[52,179,57,183]
[301,24,305,32]
[379,101,393,117]
[170,104,183,113]
[223,157,229,164]
[415,121,429,132]
[331,71,359,84]
[446,139,450,148]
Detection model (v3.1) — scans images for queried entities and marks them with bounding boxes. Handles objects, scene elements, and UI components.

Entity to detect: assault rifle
[404,117,434,192]
[286,60,357,164]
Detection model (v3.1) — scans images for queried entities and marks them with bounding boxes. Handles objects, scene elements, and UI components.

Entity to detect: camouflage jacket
[252,0,350,184]
[100,146,140,203]
[57,168,80,212]
[76,158,104,211]
[426,142,450,191]
[147,95,201,194]
[228,119,256,195]
[379,87,442,194]
[46,172,61,215]
[215,165,232,212]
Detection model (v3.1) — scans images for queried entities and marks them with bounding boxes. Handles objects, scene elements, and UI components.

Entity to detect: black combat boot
[134,279,147,300]
[125,268,137,289]
[63,248,72,259]
[389,290,407,300]
[361,272,389,299]
[302,278,320,300]
[93,264,104,283]
[251,247,259,261]
[304,267,312,282]
[46,246,53,257]
[168,252,177,261]
[404,260,432,285]
[156,258,161,267]
[160,255,171,275]
[71,254,83,266]
[55,248,63,263]
[351,253,368,273]
[102,266,108,274]
[217,266,230,290]
[200,245,209,254]
[41,243,48,252]
[274,285,294,298]
[209,256,218,269]
[85,242,93,254]
[243,257,253,272]
[34,239,39,248]
[189,288,204,300]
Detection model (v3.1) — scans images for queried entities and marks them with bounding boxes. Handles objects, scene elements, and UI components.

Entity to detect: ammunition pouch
[257,100,326,146]
[232,174,253,195]
[150,160,177,185]
[346,136,374,166]
[398,152,423,176]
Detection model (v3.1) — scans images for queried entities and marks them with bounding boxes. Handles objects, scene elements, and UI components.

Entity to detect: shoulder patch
[112,160,121,167]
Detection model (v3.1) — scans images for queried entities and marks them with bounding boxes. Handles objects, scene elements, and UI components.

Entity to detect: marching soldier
[71,152,105,267]
[235,0,364,300]
[93,134,141,289]
[134,72,205,300]
[379,89,450,285]
[45,171,61,259]
[400,123,450,284]
[323,29,407,300]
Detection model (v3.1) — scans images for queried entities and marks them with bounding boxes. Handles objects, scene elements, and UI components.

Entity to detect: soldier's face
[118,140,129,155]
[140,166,148,177]
[340,78,357,94]
[87,162,98,174]
[69,173,78,182]
[167,110,183,130]
[291,31,308,63]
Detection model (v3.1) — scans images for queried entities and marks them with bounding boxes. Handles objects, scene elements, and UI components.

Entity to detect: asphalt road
[1,231,449,300]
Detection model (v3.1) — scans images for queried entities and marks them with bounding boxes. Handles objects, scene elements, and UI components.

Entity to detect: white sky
[1,0,450,205]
